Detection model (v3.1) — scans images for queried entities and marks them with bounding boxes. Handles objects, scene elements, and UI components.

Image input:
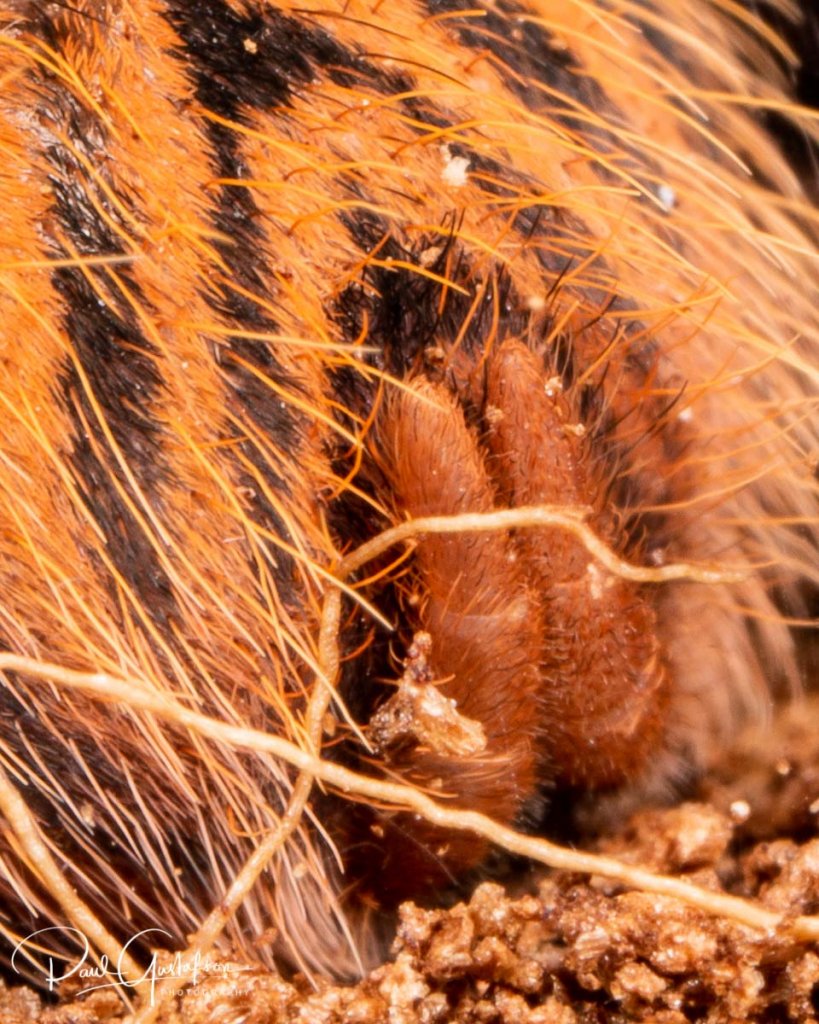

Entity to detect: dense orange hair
[0,0,815,990]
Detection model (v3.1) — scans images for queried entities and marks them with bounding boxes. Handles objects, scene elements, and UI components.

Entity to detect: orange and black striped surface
[0,0,816,985]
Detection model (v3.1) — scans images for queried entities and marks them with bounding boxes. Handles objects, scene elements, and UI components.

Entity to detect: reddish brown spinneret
[370,377,545,896]
[370,340,669,895]
[485,340,668,788]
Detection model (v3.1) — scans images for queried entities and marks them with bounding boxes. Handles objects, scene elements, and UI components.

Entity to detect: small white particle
[729,799,751,823]
[544,375,563,398]
[440,144,470,188]
[658,183,676,210]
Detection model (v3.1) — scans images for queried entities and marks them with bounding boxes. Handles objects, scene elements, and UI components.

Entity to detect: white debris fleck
[544,375,563,398]
[730,799,751,823]
[440,144,471,187]
[658,182,676,210]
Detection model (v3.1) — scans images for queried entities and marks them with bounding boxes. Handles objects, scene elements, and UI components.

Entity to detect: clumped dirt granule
[3,699,819,1024]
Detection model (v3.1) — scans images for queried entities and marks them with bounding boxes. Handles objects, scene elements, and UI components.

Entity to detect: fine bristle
[0,0,816,993]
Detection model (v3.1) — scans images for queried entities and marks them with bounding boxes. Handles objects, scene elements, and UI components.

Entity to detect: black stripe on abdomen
[28,18,177,626]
